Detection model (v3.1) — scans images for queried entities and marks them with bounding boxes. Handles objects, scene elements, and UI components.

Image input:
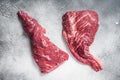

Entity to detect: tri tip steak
[17,10,69,73]
[62,10,102,71]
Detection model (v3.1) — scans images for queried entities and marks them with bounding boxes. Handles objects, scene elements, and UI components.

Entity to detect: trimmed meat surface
[62,10,102,71]
[17,10,69,73]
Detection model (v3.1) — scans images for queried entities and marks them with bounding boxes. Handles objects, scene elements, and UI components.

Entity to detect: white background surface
[0,0,120,80]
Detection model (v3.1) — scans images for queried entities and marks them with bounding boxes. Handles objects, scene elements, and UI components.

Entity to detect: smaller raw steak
[17,10,69,73]
[62,10,102,71]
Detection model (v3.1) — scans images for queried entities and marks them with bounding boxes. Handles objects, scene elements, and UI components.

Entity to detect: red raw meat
[62,10,102,71]
[17,10,69,73]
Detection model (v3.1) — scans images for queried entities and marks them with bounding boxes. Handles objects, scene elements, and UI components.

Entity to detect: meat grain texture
[62,10,102,71]
[17,10,69,73]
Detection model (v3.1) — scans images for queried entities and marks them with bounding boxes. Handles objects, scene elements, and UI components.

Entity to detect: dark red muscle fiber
[62,10,102,71]
[17,10,69,73]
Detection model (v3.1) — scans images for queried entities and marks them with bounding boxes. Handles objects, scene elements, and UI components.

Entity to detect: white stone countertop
[0,0,120,80]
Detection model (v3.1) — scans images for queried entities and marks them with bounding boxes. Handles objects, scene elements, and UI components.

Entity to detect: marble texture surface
[0,0,120,80]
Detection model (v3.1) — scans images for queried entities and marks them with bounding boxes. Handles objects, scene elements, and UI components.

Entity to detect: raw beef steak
[17,10,69,73]
[62,10,102,71]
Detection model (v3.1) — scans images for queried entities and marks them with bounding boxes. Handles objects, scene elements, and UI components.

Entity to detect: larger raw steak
[17,10,69,73]
[62,10,102,71]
